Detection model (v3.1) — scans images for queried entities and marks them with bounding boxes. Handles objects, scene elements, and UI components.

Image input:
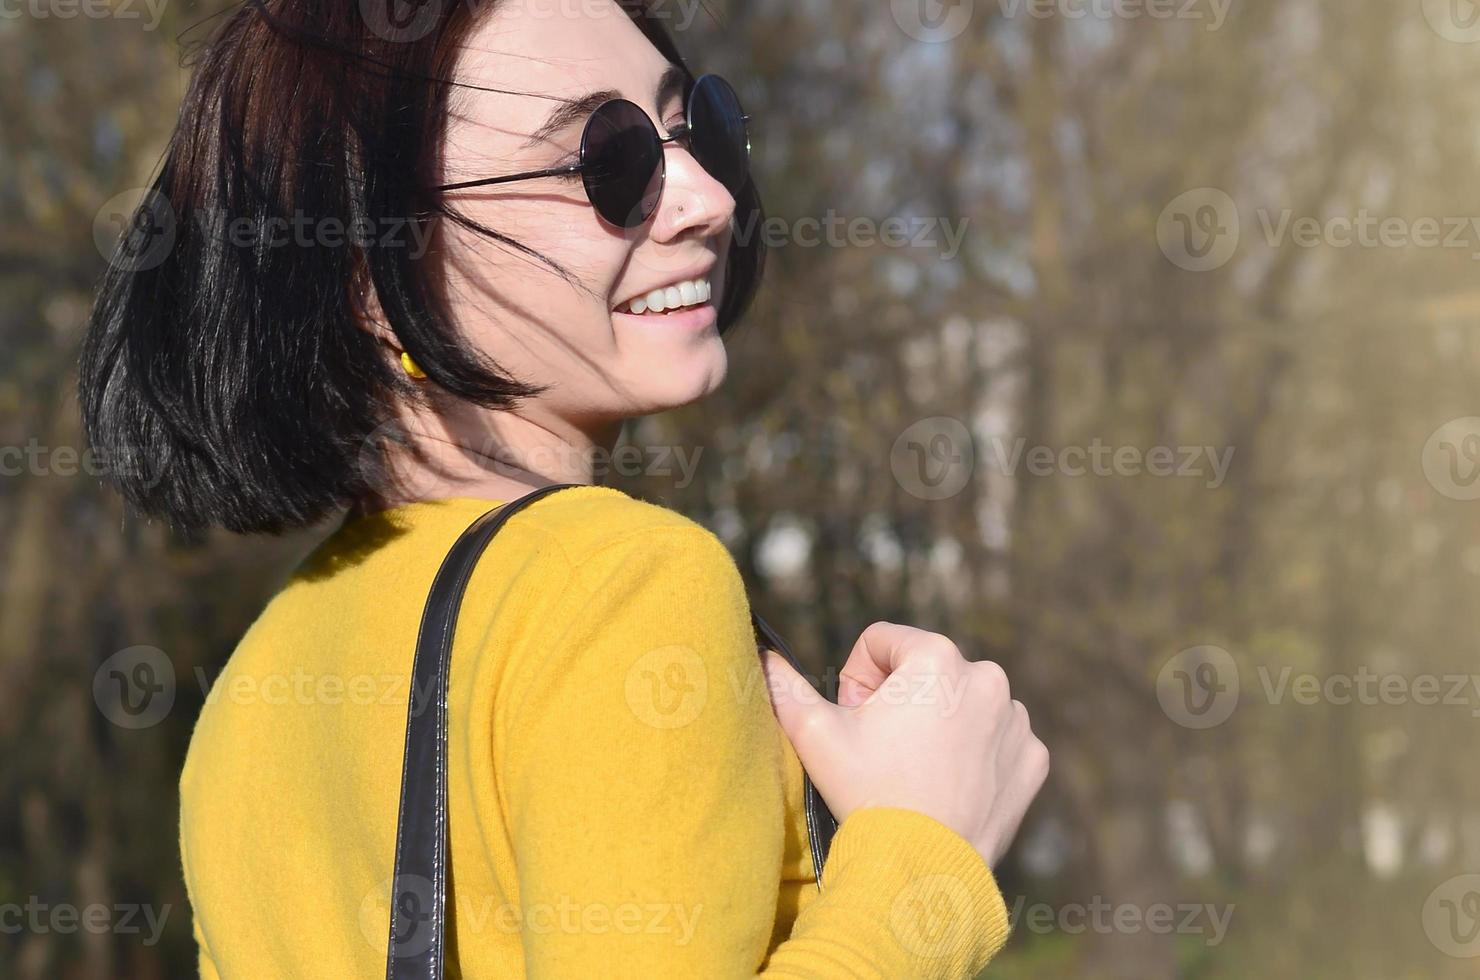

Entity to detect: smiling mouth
[615,276,712,315]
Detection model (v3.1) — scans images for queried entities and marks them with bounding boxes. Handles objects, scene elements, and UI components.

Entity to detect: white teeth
[619,276,711,315]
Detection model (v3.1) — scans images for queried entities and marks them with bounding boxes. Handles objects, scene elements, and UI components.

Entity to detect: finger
[839,621,958,703]
[760,650,839,752]
[992,700,1032,765]
[837,672,874,708]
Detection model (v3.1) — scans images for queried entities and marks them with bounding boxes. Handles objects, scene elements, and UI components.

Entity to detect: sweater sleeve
[496,524,1012,979]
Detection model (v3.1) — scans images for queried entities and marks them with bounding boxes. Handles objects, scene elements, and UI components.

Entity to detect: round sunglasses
[434,73,751,229]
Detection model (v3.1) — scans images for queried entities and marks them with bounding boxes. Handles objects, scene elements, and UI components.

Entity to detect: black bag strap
[752,610,840,887]
[385,484,838,979]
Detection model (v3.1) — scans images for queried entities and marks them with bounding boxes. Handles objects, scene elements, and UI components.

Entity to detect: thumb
[760,650,843,757]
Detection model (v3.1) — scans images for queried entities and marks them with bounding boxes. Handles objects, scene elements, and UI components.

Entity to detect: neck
[353,396,624,517]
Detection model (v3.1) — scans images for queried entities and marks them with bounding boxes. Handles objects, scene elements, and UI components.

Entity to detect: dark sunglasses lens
[582,100,664,228]
[688,75,750,195]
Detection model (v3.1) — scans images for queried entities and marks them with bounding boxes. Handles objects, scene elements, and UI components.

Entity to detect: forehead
[449,0,675,149]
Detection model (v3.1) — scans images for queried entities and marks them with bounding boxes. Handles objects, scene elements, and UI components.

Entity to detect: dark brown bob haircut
[78,0,766,535]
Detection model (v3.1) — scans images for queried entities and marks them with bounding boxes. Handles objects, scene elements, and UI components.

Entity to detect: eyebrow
[521,63,689,150]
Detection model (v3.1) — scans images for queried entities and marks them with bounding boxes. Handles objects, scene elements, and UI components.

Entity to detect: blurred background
[6,0,1480,976]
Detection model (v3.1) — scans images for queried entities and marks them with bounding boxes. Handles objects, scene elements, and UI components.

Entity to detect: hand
[762,621,1049,868]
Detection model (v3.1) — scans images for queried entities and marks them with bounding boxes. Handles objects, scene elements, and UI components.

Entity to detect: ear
[347,255,398,350]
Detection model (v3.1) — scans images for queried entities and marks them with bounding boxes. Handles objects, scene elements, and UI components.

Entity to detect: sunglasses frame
[431,73,751,227]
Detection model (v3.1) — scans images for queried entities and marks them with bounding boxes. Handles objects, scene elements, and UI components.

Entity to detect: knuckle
[974,659,1011,698]
[890,632,956,675]
[1011,699,1031,728]
[909,631,961,666]
[914,645,958,675]
[926,633,964,659]
[792,709,832,746]
[1026,738,1051,777]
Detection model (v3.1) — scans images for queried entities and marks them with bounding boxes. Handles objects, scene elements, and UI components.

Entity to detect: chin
[626,338,728,415]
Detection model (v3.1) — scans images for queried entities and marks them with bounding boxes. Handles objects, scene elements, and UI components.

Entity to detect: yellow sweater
[179,485,1012,978]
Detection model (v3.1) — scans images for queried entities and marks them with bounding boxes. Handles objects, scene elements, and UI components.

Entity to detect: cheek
[434,200,632,378]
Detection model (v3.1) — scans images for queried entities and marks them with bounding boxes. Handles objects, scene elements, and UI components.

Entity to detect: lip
[612,257,719,312]
[612,301,718,332]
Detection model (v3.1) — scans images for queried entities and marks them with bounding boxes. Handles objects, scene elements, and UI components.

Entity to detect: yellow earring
[400,351,427,380]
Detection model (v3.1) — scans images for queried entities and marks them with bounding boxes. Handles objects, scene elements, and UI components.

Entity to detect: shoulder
[514,484,736,572]
[494,487,764,733]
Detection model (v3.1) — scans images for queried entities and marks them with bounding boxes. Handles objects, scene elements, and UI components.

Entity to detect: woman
[79,1,1049,976]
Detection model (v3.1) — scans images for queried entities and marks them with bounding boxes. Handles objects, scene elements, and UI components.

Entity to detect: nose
[648,142,737,244]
